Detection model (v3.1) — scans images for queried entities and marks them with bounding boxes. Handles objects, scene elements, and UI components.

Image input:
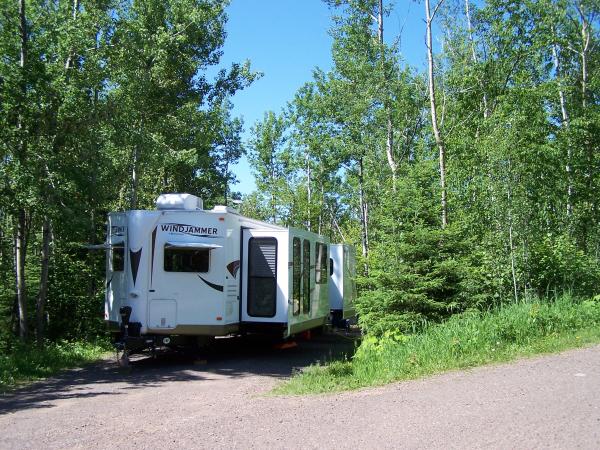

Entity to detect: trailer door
[241,229,288,324]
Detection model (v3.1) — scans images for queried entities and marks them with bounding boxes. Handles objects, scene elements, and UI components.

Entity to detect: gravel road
[1,334,599,449]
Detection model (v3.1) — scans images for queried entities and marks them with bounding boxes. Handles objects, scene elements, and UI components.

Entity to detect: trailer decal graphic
[160,223,219,237]
[130,248,142,285]
[226,260,240,278]
[197,275,224,292]
[150,226,157,286]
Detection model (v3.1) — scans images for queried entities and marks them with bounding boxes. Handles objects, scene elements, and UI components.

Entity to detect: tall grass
[0,340,110,391]
[275,295,600,395]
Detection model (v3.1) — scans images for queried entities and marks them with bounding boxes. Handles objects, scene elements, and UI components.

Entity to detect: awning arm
[83,241,124,250]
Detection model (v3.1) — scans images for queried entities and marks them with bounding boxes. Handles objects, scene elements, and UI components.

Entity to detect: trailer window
[330,258,334,276]
[302,239,310,314]
[315,243,328,284]
[164,247,209,272]
[111,245,124,272]
[292,238,301,316]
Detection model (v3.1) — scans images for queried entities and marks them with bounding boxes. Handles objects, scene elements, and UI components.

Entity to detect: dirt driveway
[1,333,599,449]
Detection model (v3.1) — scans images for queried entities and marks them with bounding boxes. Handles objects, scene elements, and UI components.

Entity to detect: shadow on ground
[0,330,358,415]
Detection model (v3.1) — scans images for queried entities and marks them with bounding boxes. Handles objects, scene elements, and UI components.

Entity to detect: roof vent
[156,193,203,211]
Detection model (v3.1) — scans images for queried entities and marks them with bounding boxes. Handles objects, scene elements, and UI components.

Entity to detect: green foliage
[528,234,600,298]
[1,0,600,353]
[357,224,470,335]
[253,0,600,340]
[0,340,110,391]
[0,0,256,344]
[247,111,292,224]
[275,295,600,394]
[357,222,512,336]
[46,245,106,341]
[355,159,508,335]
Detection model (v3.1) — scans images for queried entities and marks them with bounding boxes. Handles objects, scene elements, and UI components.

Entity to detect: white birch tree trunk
[36,218,52,346]
[16,210,28,340]
[425,0,448,228]
[551,36,573,218]
[377,0,397,186]
[131,143,139,209]
[306,151,312,231]
[16,0,29,341]
[358,156,369,274]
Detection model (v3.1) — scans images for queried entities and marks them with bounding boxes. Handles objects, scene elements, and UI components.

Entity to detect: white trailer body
[328,244,357,320]
[104,194,333,350]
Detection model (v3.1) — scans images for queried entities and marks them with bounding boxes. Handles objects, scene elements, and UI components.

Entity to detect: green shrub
[528,234,600,298]
[275,295,600,395]
[0,340,110,390]
[356,223,498,336]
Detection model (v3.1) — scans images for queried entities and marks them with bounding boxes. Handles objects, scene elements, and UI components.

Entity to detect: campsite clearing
[0,334,598,449]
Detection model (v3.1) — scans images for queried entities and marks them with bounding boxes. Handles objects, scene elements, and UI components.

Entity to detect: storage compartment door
[149,299,177,329]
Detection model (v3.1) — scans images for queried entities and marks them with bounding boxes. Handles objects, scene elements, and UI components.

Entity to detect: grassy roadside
[274,296,600,395]
[0,340,110,392]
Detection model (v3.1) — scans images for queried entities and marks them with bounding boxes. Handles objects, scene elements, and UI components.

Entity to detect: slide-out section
[241,229,289,334]
[329,244,357,320]
[286,229,330,336]
[105,213,127,329]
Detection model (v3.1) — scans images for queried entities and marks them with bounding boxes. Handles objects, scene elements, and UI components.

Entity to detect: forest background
[1,0,599,350]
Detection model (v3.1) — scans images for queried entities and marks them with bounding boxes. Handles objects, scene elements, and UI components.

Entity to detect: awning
[165,241,222,250]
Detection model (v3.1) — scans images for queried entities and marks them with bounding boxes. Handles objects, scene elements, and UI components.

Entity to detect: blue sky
[220,0,429,195]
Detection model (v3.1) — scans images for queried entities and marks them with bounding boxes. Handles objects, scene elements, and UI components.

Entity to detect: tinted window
[164,247,209,272]
[292,238,301,316]
[302,239,310,314]
[112,246,124,272]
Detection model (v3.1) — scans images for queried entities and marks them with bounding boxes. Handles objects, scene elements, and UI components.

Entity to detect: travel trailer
[101,193,356,359]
